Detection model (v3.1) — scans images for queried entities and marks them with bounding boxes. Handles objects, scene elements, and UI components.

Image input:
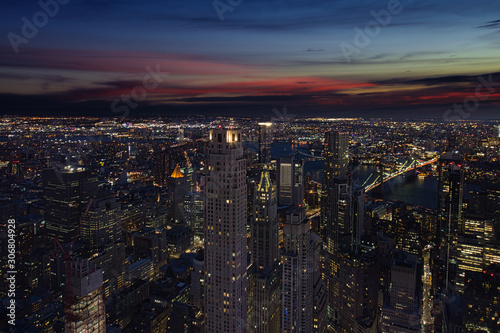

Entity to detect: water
[245,142,483,209]
[354,165,439,208]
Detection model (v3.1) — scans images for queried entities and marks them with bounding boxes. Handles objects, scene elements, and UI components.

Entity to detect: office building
[250,167,280,333]
[81,191,122,251]
[277,155,304,207]
[381,252,421,333]
[436,153,464,293]
[43,168,98,244]
[169,164,187,224]
[258,122,273,164]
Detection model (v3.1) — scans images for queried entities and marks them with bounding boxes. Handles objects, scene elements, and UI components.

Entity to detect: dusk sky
[1,0,500,118]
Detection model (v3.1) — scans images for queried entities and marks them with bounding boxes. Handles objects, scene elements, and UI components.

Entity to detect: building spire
[257,165,272,192]
[171,164,184,178]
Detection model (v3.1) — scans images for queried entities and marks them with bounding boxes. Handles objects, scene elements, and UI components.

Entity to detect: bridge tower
[372,159,384,199]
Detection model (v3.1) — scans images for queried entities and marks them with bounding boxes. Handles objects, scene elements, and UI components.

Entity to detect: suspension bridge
[362,156,439,192]
[290,149,439,193]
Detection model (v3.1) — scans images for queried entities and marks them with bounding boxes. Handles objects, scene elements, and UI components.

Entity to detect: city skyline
[1,0,500,118]
[0,118,499,331]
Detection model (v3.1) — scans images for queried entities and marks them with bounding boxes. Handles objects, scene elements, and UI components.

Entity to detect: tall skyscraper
[281,208,314,333]
[43,168,98,244]
[184,192,204,244]
[153,145,170,187]
[312,233,328,333]
[250,166,280,333]
[81,191,122,251]
[436,153,464,293]
[251,167,279,271]
[204,128,248,333]
[323,131,349,180]
[381,252,421,333]
[277,155,304,207]
[258,122,273,164]
[169,164,187,224]
[66,258,106,333]
[320,130,376,330]
[320,131,349,247]
[330,251,377,332]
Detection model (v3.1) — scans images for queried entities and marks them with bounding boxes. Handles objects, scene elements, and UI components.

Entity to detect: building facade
[204,128,248,333]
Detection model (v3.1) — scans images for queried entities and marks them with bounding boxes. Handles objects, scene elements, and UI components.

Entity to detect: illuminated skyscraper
[204,128,248,333]
[258,122,273,164]
[323,131,349,180]
[436,153,464,293]
[66,259,106,333]
[169,164,187,224]
[381,252,421,333]
[320,130,376,330]
[249,167,280,333]
[277,156,304,207]
[281,209,314,333]
[320,131,349,247]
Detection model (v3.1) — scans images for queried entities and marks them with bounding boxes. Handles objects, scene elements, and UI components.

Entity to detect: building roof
[171,164,184,178]
[257,166,273,192]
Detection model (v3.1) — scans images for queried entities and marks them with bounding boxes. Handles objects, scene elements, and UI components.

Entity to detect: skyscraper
[320,131,349,247]
[320,130,376,330]
[250,166,280,333]
[43,168,98,244]
[436,153,464,293]
[281,208,314,333]
[66,258,106,333]
[153,144,170,187]
[204,128,248,333]
[169,164,187,224]
[330,251,378,332]
[81,191,122,251]
[258,122,273,164]
[251,167,279,271]
[323,131,349,180]
[381,252,421,332]
[277,155,304,207]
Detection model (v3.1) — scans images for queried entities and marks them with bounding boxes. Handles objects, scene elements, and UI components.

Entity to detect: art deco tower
[250,166,280,333]
[205,128,248,333]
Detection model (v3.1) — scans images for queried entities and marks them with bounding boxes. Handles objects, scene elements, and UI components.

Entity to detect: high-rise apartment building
[281,209,314,333]
[204,128,248,333]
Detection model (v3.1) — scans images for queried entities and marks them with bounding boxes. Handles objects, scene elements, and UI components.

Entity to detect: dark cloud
[477,19,500,29]
[374,72,500,86]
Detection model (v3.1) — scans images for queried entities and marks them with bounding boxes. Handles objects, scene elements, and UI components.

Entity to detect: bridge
[362,156,439,192]
[289,149,439,193]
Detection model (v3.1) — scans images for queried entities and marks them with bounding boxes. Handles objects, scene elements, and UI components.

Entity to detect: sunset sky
[1,0,500,118]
